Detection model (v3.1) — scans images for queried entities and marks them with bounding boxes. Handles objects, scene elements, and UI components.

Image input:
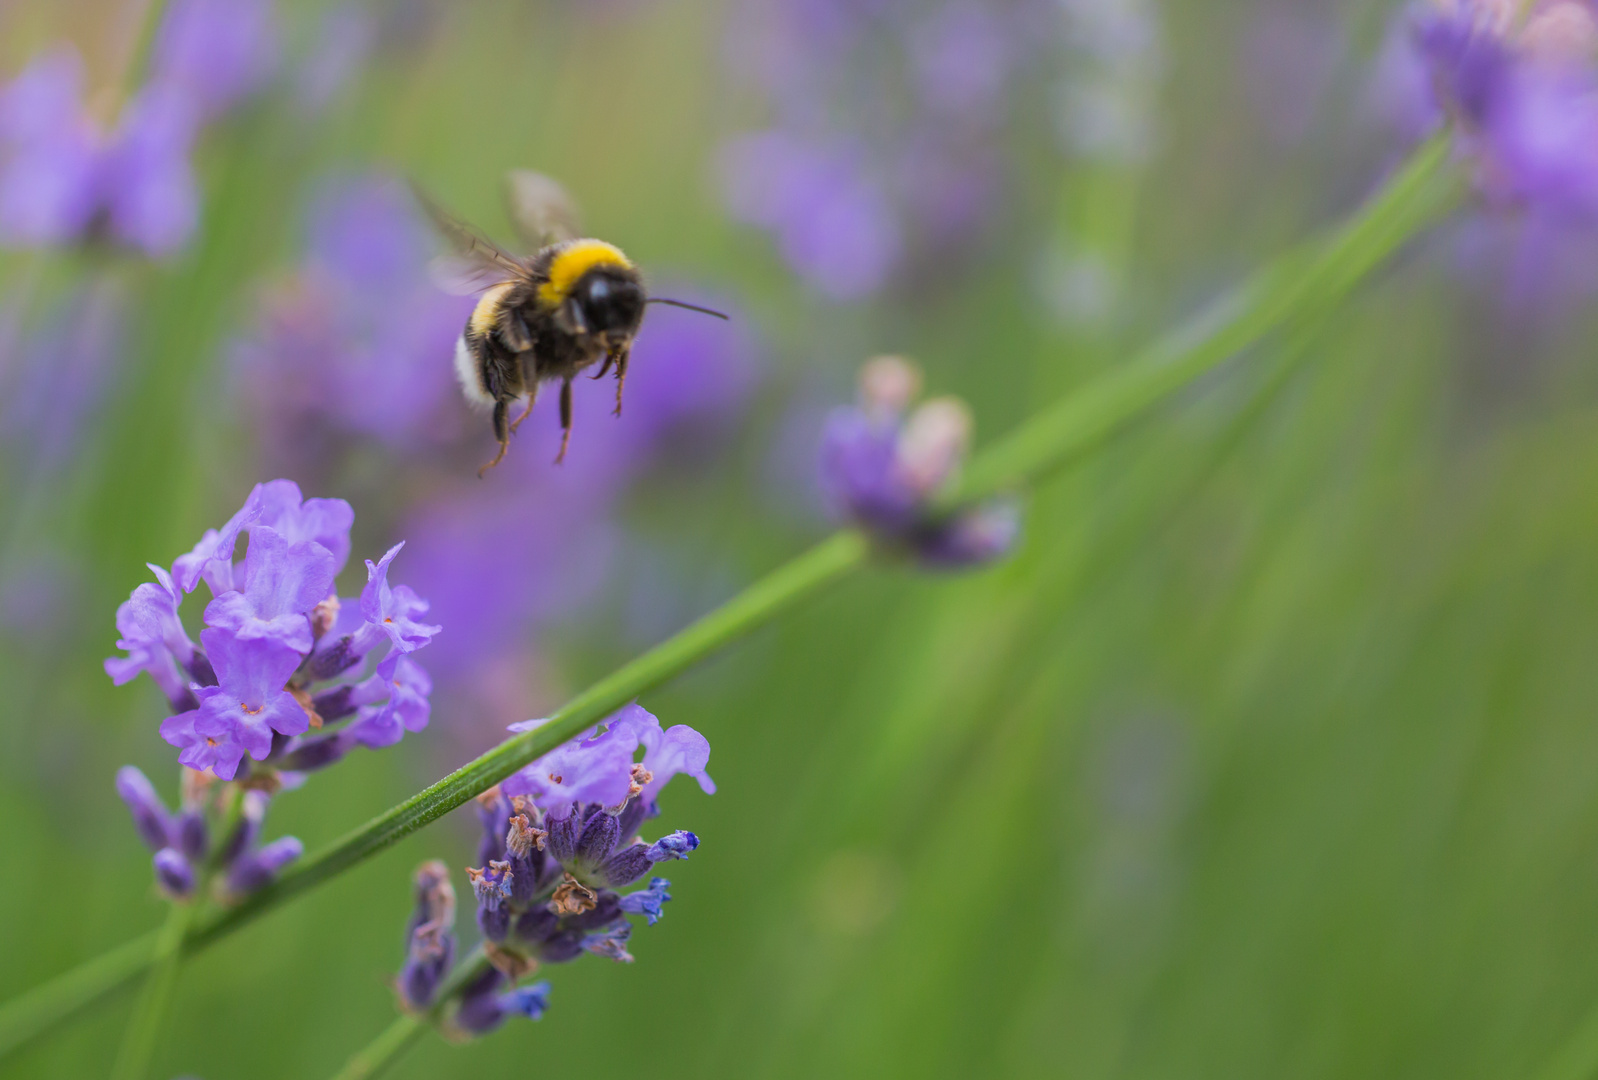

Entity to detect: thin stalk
[0,135,1464,1063]
[327,947,493,1080]
[108,899,193,1080]
[327,1015,425,1080]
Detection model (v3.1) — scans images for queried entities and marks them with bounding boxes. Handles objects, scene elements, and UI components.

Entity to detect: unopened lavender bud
[153,848,195,898]
[226,836,304,895]
[175,810,208,862]
[277,731,351,772]
[452,967,508,1035]
[478,899,511,942]
[596,843,654,888]
[307,636,359,682]
[217,789,269,866]
[545,804,583,864]
[858,355,922,419]
[116,766,173,852]
[574,811,621,867]
[895,396,972,495]
[466,861,514,912]
[619,877,673,926]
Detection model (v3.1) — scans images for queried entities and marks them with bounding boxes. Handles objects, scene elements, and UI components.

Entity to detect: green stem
[0,135,1465,1063]
[327,947,493,1080]
[327,1015,426,1080]
[0,931,159,1060]
[108,899,193,1080]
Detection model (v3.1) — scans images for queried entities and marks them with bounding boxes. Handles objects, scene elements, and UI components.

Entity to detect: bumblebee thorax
[537,239,634,309]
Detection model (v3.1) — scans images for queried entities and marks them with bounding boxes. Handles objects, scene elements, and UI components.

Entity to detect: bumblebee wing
[410,181,531,293]
[428,254,521,297]
[504,169,581,249]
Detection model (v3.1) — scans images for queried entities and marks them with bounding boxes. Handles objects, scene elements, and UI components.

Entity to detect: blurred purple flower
[232,174,472,456]
[150,0,280,119]
[0,49,99,246]
[0,276,123,472]
[820,355,1019,567]
[0,0,275,255]
[1404,0,1598,222]
[719,132,902,300]
[294,4,376,112]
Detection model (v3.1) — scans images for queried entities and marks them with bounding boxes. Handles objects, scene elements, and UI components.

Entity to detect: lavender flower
[0,0,277,255]
[399,860,457,1011]
[1402,0,1598,221]
[107,479,439,780]
[404,702,712,1007]
[231,173,473,462]
[115,768,305,902]
[820,355,1019,567]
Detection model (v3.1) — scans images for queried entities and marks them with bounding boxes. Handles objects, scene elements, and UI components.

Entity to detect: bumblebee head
[565,267,644,347]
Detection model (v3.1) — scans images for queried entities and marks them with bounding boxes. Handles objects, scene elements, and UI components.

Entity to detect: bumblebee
[419,171,726,475]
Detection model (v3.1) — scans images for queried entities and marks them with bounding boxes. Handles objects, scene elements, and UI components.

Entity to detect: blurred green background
[5,1,1598,1078]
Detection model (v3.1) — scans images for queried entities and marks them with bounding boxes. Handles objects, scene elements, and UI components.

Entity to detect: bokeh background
[4,0,1598,1078]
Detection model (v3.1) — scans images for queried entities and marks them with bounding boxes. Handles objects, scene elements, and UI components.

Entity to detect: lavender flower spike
[820,355,1020,568]
[105,564,202,711]
[399,860,456,1010]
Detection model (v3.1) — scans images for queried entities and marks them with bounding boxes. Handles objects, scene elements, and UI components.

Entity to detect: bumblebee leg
[479,400,511,478]
[612,348,630,417]
[509,386,538,435]
[590,354,614,380]
[554,377,573,465]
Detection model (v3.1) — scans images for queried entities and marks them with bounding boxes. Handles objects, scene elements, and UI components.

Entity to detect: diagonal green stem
[108,899,193,1080]
[327,1015,426,1080]
[328,947,494,1080]
[0,135,1463,1064]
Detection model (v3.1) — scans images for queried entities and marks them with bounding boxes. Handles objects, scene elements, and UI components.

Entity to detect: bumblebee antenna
[646,297,730,320]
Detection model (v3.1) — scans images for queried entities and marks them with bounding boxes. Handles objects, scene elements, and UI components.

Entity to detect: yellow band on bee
[471,281,517,336]
[538,239,632,308]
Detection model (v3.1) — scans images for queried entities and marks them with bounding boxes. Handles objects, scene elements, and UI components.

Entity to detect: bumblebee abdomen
[470,281,518,337]
[454,334,495,410]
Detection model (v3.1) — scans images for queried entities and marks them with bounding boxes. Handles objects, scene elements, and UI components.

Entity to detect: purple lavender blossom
[1402,0,1598,222]
[819,355,1020,568]
[502,704,715,815]
[109,479,439,780]
[231,174,473,459]
[0,49,99,246]
[399,860,457,1010]
[0,0,275,255]
[160,627,308,780]
[150,0,280,119]
[413,704,712,1001]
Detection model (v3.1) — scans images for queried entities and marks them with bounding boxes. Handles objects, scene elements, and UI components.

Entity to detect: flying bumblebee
[418,170,727,475]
